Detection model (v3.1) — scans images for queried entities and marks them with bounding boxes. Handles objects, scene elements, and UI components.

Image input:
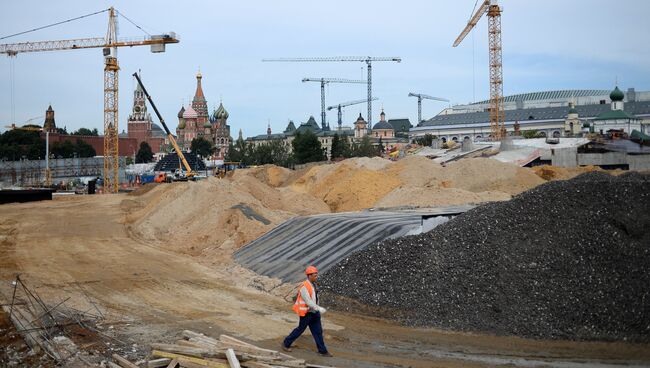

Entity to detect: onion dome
[213,102,229,120]
[183,104,198,119]
[356,113,366,123]
[610,86,624,102]
[177,106,185,118]
[203,121,212,128]
[178,120,186,129]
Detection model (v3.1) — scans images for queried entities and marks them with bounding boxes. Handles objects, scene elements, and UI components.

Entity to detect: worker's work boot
[281,344,292,352]
[318,351,333,357]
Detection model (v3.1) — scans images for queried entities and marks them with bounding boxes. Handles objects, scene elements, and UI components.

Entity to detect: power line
[0,8,109,41]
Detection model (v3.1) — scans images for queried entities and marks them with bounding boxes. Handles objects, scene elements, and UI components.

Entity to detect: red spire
[193,70,205,102]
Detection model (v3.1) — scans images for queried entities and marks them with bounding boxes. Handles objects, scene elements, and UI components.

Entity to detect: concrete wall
[628,155,650,170]
[551,147,578,167]
[578,152,628,166]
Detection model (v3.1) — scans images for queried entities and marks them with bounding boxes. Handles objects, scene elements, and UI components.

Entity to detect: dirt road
[1,195,648,367]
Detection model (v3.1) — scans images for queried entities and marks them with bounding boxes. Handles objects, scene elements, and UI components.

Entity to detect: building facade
[176,72,232,159]
[126,77,167,153]
[412,86,650,143]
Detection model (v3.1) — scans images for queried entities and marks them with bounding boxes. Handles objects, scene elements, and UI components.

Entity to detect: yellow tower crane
[453,0,505,140]
[0,7,179,193]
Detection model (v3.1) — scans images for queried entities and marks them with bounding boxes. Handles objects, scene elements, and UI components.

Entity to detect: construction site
[1,1,650,368]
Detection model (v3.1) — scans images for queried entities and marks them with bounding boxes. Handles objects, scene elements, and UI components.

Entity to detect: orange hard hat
[305,265,318,275]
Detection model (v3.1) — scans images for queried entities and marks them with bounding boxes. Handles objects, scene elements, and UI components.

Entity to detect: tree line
[225,130,380,167]
[0,129,96,161]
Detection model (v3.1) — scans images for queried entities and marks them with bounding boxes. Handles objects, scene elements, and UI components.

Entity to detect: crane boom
[263,56,400,129]
[408,93,449,123]
[0,35,179,55]
[302,78,366,129]
[302,77,366,84]
[453,0,490,47]
[0,7,178,192]
[452,0,505,140]
[132,73,194,177]
[326,97,378,130]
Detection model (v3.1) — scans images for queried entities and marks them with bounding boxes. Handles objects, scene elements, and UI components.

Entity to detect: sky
[1,0,649,137]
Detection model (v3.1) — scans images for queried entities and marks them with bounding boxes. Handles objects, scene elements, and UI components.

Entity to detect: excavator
[132,73,196,181]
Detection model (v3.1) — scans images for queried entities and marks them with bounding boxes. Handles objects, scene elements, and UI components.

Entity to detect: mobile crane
[132,73,195,179]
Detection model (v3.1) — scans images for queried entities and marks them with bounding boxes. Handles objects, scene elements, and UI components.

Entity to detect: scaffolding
[0,157,124,188]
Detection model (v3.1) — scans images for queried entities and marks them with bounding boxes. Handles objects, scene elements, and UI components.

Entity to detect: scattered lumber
[147,330,338,368]
[112,353,139,368]
[225,348,241,368]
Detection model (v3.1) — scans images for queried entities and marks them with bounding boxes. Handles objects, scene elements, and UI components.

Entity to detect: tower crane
[0,7,179,193]
[263,56,401,131]
[408,93,449,123]
[453,0,505,140]
[301,78,366,130]
[327,98,378,130]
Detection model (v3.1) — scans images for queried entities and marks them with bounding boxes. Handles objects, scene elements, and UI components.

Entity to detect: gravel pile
[320,172,650,342]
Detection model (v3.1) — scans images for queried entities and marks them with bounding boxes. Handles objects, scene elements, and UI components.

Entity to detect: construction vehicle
[132,72,196,179]
[453,0,505,140]
[0,7,179,192]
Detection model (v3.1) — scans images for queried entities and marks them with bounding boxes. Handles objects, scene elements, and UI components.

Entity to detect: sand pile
[290,161,401,212]
[286,156,548,211]
[125,175,329,259]
[439,158,545,195]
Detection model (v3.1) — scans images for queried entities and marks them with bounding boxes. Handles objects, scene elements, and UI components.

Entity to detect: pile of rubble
[321,172,650,342]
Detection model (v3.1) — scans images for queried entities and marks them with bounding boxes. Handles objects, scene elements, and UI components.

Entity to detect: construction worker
[282,265,332,357]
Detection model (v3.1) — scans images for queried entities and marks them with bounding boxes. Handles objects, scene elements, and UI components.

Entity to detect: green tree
[56,126,68,134]
[353,135,378,157]
[191,137,213,158]
[522,130,539,139]
[251,140,292,167]
[75,139,96,157]
[330,134,342,159]
[72,127,99,136]
[292,130,325,164]
[51,140,75,158]
[135,141,154,163]
[415,133,435,146]
[225,136,249,163]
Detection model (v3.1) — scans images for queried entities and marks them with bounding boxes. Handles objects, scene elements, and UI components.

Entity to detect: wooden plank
[218,335,281,357]
[241,355,305,368]
[166,359,179,368]
[151,350,228,368]
[225,348,241,368]
[151,343,231,360]
[240,362,274,368]
[107,362,123,368]
[147,358,172,368]
[112,353,139,368]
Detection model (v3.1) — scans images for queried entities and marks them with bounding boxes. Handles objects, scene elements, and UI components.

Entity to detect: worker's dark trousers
[283,312,328,354]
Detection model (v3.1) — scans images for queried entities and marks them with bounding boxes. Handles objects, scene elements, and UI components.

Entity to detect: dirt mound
[290,161,401,212]
[126,176,329,258]
[321,172,650,342]
[440,158,545,195]
[233,165,294,187]
[376,187,511,208]
[384,155,444,187]
[532,165,604,181]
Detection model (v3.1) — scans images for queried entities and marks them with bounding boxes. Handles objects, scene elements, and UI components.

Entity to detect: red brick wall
[45,133,139,157]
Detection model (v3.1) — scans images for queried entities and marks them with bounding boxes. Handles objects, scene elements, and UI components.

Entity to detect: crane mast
[453,0,505,140]
[301,78,366,129]
[0,7,179,192]
[263,56,400,131]
[408,93,449,123]
[327,97,378,130]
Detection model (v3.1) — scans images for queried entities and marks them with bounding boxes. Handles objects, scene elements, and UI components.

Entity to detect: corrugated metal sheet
[234,207,472,283]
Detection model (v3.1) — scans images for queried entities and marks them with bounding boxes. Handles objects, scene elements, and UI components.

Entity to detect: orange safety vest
[292,280,315,317]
